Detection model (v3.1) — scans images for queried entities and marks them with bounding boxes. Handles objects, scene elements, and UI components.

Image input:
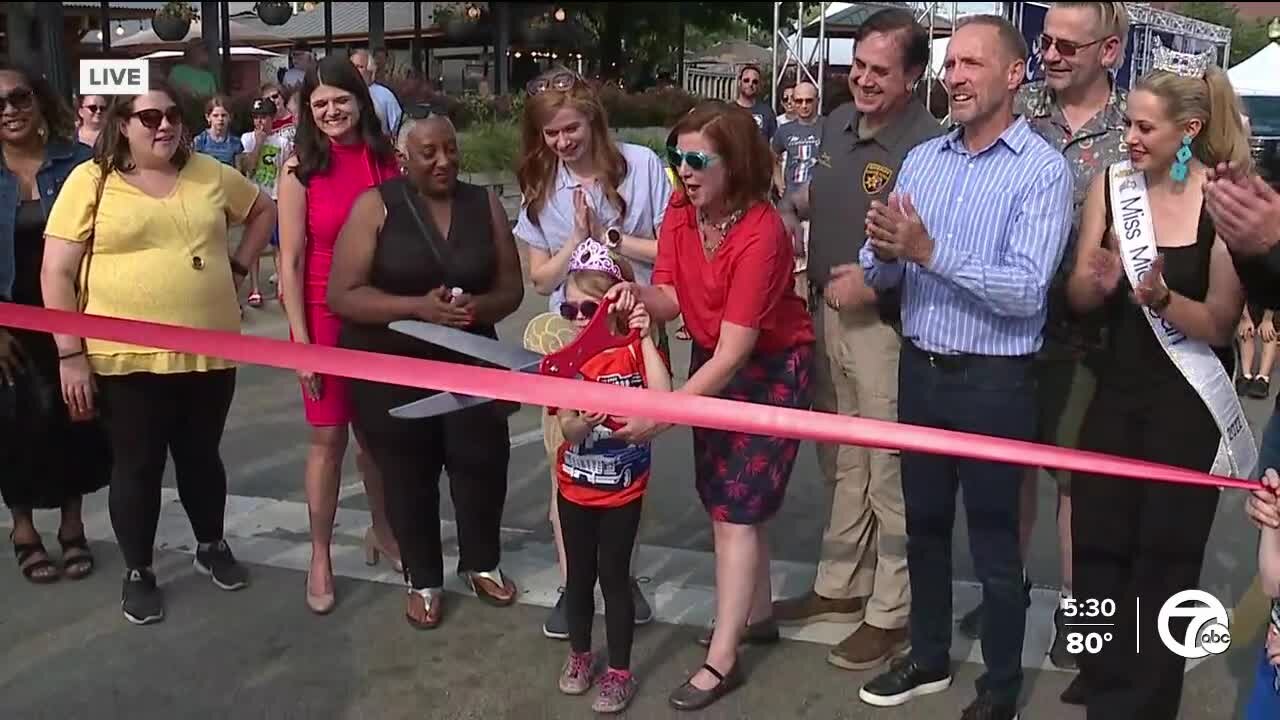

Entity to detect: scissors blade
[389,392,494,419]
[389,320,542,369]
[386,355,543,419]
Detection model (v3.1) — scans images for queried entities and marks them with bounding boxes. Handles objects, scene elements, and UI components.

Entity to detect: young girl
[553,239,671,713]
[193,96,243,168]
[1247,468,1280,718]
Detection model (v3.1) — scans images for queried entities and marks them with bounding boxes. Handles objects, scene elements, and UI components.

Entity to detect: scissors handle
[540,295,640,379]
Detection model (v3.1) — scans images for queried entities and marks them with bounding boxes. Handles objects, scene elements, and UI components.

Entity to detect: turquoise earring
[1171,134,1193,183]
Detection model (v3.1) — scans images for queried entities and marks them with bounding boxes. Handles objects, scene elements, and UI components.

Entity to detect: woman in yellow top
[40,80,276,627]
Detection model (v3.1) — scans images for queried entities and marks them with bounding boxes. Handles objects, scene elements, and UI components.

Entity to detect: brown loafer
[826,623,910,671]
[772,591,867,626]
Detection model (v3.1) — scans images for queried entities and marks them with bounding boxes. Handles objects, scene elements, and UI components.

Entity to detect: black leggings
[356,402,510,590]
[97,370,237,570]
[558,492,643,670]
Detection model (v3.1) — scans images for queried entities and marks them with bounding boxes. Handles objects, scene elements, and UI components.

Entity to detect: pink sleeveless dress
[299,139,399,427]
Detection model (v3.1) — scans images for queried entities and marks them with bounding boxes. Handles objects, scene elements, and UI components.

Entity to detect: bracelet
[58,349,84,361]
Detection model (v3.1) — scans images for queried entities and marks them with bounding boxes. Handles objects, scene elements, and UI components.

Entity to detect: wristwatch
[605,226,623,249]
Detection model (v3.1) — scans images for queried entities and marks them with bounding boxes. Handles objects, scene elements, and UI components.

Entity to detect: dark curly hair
[0,61,77,145]
[291,54,395,185]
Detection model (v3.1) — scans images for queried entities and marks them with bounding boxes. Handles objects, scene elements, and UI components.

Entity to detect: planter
[444,17,490,44]
[153,13,192,42]
[256,1,292,26]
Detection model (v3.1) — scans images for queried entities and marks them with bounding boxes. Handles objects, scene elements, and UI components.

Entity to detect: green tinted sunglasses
[666,147,720,171]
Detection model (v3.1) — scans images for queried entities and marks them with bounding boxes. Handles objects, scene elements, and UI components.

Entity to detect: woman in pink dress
[277,55,401,614]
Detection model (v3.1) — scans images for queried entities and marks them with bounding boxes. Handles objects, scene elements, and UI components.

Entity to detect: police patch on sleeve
[862,162,893,195]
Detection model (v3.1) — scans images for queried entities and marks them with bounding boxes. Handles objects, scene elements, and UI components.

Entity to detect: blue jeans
[898,343,1035,706]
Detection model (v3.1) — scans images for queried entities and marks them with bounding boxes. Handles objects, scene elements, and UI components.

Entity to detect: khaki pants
[811,299,910,629]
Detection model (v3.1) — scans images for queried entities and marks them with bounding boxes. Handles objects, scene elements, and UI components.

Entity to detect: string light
[553,7,567,22]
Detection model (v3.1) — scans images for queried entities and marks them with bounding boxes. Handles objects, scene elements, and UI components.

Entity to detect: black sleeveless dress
[1071,172,1234,720]
[338,177,504,435]
[0,200,111,510]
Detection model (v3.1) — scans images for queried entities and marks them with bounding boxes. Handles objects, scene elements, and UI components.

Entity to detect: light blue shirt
[514,142,672,312]
[860,116,1073,357]
[368,83,403,138]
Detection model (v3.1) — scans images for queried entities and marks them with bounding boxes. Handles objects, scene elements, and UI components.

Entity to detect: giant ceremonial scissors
[386,295,640,419]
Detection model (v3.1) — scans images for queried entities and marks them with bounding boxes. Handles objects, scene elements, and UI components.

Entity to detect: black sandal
[58,533,94,580]
[11,532,60,584]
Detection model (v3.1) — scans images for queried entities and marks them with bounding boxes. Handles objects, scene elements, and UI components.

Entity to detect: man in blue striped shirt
[855,15,1073,720]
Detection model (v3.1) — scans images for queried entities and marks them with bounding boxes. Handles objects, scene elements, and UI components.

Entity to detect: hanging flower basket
[153,2,196,42]
[256,1,293,26]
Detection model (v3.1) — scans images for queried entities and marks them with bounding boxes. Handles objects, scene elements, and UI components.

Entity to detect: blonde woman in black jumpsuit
[327,113,525,629]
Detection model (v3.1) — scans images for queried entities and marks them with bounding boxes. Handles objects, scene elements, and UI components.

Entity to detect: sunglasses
[666,147,720,171]
[1038,33,1105,58]
[405,102,448,120]
[0,88,35,113]
[559,300,599,321]
[526,71,582,96]
[82,103,107,114]
[131,106,183,130]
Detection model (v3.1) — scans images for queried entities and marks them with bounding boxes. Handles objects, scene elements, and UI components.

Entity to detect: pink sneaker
[593,668,638,713]
[559,650,595,695]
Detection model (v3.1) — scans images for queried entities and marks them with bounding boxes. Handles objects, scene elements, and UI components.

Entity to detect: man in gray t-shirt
[771,81,823,196]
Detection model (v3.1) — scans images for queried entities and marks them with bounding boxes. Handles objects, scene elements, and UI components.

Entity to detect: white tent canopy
[1229,42,1280,97]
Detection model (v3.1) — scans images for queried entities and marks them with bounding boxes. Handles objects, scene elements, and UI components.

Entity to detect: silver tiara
[1151,38,1213,79]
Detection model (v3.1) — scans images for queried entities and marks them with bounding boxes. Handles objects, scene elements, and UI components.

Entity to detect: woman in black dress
[1065,57,1252,719]
[0,63,110,583]
[327,111,525,628]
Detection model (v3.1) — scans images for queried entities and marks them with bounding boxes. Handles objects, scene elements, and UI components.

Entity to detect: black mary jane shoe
[668,662,743,711]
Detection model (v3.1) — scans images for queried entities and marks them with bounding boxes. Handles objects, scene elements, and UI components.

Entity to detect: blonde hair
[1053,3,1130,66]
[1136,66,1252,169]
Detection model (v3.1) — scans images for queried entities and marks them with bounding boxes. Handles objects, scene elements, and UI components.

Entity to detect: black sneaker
[544,590,569,640]
[1251,376,1272,399]
[858,657,952,707]
[1047,606,1078,670]
[632,577,654,625]
[122,568,164,625]
[960,692,1020,719]
[193,540,249,591]
[958,577,1032,640]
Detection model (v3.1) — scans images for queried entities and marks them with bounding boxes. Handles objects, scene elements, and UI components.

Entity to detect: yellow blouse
[45,154,260,376]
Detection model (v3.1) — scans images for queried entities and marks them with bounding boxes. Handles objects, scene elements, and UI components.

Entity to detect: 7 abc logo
[1157,590,1231,659]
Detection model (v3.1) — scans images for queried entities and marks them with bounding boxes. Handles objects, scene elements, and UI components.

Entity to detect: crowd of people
[3,2,1280,718]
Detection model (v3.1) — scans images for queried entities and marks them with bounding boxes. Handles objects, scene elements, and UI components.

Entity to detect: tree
[1176,2,1271,65]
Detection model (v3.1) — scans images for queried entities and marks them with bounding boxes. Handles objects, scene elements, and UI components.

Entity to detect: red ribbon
[0,302,1259,491]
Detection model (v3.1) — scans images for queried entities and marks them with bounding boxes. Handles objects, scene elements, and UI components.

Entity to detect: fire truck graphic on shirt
[558,366,652,493]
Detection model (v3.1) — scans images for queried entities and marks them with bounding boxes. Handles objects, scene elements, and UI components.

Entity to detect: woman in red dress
[608,101,816,710]
[277,56,401,614]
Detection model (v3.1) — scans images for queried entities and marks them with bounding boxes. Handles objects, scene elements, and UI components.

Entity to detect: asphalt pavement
[1,261,1275,719]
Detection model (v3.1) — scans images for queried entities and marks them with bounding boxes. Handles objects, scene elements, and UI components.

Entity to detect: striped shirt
[859,117,1072,357]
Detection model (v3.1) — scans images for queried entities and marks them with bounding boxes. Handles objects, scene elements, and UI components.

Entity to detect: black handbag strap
[397,180,453,280]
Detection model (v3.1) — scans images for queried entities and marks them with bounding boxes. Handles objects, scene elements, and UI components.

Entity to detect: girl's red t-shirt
[554,340,654,509]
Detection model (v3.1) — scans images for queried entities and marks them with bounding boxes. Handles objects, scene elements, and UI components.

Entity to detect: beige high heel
[364,528,404,574]
[306,571,335,615]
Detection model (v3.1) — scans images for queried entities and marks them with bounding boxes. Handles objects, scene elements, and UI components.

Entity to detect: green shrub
[458,122,520,175]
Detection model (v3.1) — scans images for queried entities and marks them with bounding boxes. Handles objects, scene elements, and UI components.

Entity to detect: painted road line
[2,490,1164,674]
